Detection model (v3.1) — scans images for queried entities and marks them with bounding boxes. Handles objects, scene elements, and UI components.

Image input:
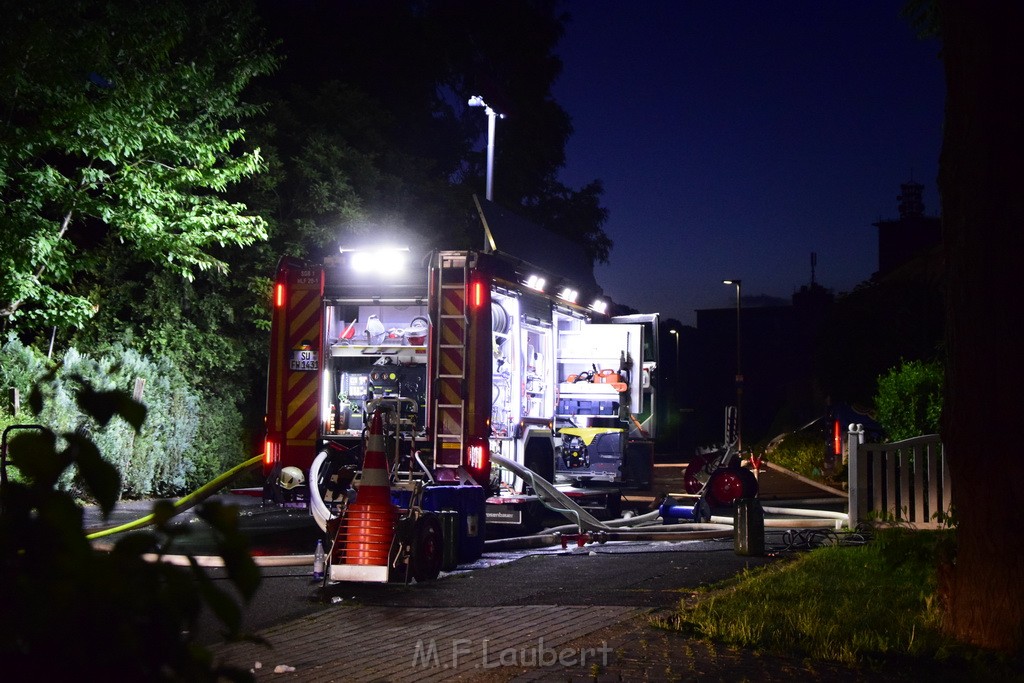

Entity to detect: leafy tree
[251,0,613,266]
[815,271,944,407]
[0,378,259,679]
[873,359,943,441]
[0,0,276,337]
[243,80,468,263]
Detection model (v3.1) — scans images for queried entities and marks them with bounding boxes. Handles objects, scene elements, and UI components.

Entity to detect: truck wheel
[410,513,443,583]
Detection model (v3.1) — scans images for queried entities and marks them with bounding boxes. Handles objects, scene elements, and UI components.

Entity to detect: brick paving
[210,605,634,682]
[210,602,946,682]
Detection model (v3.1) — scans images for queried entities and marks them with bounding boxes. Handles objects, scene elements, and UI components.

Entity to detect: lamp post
[468,95,505,201]
[669,328,681,455]
[722,279,743,451]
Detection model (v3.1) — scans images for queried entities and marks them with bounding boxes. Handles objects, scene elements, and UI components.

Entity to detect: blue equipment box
[391,484,486,564]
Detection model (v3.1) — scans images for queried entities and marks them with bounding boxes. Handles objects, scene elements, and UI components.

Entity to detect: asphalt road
[196,537,777,645]
[85,494,785,647]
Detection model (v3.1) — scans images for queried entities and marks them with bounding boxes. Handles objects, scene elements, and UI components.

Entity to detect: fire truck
[262,199,661,575]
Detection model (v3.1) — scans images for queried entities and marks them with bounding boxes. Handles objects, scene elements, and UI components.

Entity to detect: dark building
[872,180,942,277]
[692,280,833,449]
[686,182,943,451]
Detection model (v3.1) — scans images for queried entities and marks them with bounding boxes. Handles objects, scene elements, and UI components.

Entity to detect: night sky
[550,2,945,325]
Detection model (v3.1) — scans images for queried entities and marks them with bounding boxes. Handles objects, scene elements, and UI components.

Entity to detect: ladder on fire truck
[431,252,470,477]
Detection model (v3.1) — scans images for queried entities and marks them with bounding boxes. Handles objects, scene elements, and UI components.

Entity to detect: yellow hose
[86,454,264,540]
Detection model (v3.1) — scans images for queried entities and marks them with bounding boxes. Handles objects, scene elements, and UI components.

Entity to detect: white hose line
[308,450,334,534]
[88,539,317,568]
[490,453,612,531]
[138,553,316,568]
[711,514,837,529]
[485,534,562,551]
[761,505,849,522]
[591,528,734,543]
[485,526,735,551]
[542,508,663,534]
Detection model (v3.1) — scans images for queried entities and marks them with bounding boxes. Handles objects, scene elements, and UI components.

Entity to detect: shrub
[188,391,248,490]
[767,429,845,486]
[0,338,201,498]
[874,359,943,442]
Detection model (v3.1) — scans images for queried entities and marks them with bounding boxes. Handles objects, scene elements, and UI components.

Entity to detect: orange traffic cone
[341,408,397,567]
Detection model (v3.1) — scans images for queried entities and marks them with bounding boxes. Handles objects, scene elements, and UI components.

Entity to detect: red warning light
[471,280,485,309]
[264,435,280,471]
[275,283,285,308]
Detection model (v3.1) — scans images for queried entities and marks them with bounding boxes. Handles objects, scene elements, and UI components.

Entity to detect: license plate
[290,349,318,371]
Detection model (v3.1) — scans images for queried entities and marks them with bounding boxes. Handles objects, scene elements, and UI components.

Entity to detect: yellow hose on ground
[86,454,264,540]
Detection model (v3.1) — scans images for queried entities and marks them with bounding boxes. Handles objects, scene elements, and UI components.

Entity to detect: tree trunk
[938,0,1024,651]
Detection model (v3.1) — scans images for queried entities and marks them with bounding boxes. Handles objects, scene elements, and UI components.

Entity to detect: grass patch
[656,529,1013,674]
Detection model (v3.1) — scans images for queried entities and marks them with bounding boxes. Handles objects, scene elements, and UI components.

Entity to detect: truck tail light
[470,279,488,309]
[465,436,491,486]
[275,283,285,308]
[264,433,281,475]
[833,419,842,456]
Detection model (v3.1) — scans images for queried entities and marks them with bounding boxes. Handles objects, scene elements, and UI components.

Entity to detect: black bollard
[734,498,765,556]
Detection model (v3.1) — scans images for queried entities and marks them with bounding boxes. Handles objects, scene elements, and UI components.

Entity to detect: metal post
[468,95,505,202]
[723,279,743,451]
[485,107,496,201]
[669,329,681,456]
[734,498,764,556]
[847,423,865,527]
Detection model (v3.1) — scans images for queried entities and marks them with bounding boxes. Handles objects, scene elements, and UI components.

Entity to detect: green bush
[0,337,201,498]
[874,359,943,442]
[188,391,248,490]
[767,430,845,485]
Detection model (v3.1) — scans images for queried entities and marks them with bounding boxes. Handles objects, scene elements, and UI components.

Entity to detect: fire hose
[86,454,264,540]
[485,453,735,551]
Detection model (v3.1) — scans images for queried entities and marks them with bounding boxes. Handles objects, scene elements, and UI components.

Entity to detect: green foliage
[251,1,613,266]
[1,337,201,498]
[815,277,944,407]
[875,525,956,570]
[0,378,260,680]
[69,255,271,478]
[189,392,249,490]
[0,0,276,333]
[874,359,944,441]
[767,430,845,485]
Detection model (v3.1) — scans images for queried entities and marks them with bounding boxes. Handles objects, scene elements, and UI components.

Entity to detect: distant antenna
[810,252,817,286]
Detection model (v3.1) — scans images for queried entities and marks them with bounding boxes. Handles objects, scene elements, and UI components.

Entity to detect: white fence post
[847,423,865,527]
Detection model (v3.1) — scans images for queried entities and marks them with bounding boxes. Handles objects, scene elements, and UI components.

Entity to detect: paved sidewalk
[211,604,634,681]
[210,602,947,682]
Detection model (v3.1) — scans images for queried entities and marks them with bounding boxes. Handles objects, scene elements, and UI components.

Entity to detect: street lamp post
[669,328,681,455]
[468,95,505,201]
[723,279,743,451]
